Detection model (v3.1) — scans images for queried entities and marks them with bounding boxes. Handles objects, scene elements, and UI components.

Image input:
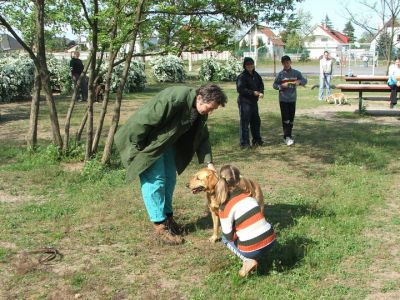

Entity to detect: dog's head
[187,168,219,195]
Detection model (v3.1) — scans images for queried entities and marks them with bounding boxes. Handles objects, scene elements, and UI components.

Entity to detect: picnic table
[336,76,392,112]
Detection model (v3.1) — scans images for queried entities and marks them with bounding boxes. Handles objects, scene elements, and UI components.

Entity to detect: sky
[294,0,379,36]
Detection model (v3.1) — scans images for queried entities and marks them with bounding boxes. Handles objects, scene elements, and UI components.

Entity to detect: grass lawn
[0,77,400,299]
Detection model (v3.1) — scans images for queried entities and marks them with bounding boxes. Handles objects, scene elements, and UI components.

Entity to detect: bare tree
[346,0,400,72]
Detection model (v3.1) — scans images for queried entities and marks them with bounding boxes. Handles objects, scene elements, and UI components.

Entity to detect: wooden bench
[336,76,394,112]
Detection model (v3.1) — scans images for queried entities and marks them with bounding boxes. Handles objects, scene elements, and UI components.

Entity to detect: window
[397,34,400,42]
[321,37,328,42]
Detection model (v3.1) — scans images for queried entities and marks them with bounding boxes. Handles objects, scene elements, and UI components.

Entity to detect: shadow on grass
[259,236,315,275]
[209,112,400,174]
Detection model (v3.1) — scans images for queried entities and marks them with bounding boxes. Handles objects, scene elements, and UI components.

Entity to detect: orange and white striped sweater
[219,189,276,253]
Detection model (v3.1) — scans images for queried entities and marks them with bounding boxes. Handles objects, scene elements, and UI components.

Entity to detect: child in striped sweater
[216,165,276,277]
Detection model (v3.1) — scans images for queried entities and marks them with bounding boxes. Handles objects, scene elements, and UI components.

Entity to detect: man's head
[243,57,255,73]
[73,51,80,58]
[323,51,329,58]
[195,84,227,115]
[281,55,292,70]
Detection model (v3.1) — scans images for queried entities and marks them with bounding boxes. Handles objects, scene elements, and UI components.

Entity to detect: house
[0,33,24,52]
[304,25,349,59]
[370,17,400,53]
[239,24,285,59]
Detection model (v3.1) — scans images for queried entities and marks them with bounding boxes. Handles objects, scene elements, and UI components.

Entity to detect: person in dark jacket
[236,57,265,148]
[69,51,88,102]
[114,84,227,245]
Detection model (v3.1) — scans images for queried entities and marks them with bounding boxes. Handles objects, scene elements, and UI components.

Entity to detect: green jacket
[114,86,213,182]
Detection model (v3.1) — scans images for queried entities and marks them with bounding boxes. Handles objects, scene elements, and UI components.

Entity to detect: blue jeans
[222,236,275,261]
[319,73,331,99]
[139,147,176,222]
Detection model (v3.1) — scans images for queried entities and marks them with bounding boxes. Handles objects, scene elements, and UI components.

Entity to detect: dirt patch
[0,189,45,204]
[298,103,400,126]
[61,162,84,172]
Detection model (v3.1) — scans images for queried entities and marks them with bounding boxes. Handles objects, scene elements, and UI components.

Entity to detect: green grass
[0,78,399,299]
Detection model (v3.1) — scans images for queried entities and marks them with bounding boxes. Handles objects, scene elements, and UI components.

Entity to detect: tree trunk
[27,66,41,149]
[92,50,118,153]
[92,10,120,154]
[63,53,93,151]
[35,0,63,148]
[84,1,99,161]
[101,0,146,165]
[76,109,88,142]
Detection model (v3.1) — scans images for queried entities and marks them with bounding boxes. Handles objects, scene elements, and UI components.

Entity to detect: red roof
[319,25,349,44]
[258,27,285,46]
[243,25,285,46]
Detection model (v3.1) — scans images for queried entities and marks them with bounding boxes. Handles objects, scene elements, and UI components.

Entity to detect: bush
[199,57,241,82]
[47,55,73,94]
[150,55,186,82]
[0,54,34,102]
[218,58,242,81]
[109,60,146,93]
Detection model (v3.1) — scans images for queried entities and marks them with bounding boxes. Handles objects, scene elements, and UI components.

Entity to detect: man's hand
[207,163,216,172]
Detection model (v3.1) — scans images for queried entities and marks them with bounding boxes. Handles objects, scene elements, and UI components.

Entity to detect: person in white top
[387,57,400,109]
[319,51,333,100]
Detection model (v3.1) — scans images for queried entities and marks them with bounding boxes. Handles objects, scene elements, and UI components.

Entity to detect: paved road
[257,63,387,77]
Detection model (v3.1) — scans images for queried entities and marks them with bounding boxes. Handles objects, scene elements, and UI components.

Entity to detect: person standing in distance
[70,51,88,102]
[387,56,400,109]
[236,57,265,149]
[114,84,227,245]
[273,55,307,146]
[319,51,333,100]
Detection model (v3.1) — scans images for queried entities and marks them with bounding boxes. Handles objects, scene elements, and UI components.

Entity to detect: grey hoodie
[273,68,307,103]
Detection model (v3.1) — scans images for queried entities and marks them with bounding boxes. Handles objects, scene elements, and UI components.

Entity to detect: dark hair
[281,55,291,63]
[243,57,255,68]
[196,83,227,107]
[324,51,329,55]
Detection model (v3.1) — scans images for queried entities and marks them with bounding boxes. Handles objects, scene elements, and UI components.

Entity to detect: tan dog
[187,168,264,243]
[326,93,348,105]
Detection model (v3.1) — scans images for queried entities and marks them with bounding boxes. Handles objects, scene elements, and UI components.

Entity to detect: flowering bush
[0,54,34,102]
[109,60,146,93]
[199,57,221,81]
[47,55,73,95]
[150,55,186,82]
[199,57,241,82]
[218,58,242,81]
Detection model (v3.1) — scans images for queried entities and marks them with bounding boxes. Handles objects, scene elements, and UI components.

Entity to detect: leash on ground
[27,247,63,264]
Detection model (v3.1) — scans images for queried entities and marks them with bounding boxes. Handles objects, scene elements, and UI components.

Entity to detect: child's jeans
[222,236,275,261]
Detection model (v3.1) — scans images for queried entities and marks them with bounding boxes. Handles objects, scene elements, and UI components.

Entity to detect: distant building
[304,25,349,59]
[239,24,285,59]
[0,34,24,52]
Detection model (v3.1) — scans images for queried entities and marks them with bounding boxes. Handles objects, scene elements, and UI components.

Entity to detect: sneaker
[239,259,258,277]
[284,137,294,146]
[240,144,251,150]
[390,103,395,109]
[153,223,184,245]
[166,216,184,235]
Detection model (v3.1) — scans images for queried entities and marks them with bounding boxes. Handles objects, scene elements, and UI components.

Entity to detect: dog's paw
[209,235,220,243]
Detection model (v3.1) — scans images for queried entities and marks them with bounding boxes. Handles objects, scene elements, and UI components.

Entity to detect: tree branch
[79,0,93,28]
[0,14,37,61]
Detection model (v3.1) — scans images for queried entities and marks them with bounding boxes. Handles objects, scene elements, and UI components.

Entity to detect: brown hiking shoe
[166,217,185,235]
[238,259,258,277]
[153,223,184,245]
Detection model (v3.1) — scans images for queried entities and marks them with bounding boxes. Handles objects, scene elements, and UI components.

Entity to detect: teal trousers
[139,147,176,223]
